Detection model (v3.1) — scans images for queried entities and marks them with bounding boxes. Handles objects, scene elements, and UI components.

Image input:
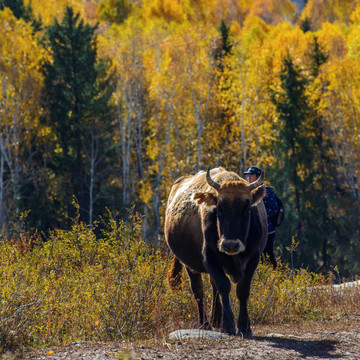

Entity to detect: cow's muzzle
[218,238,245,255]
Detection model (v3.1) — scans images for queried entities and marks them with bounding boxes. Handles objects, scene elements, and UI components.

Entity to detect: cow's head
[193,168,265,255]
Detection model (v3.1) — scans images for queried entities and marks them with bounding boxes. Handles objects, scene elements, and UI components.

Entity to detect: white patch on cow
[210,167,221,175]
[170,177,196,207]
[196,170,206,175]
[190,193,217,211]
[200,202,217,212]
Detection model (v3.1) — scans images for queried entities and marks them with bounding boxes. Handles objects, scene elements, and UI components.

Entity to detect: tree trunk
[0,142,5,231]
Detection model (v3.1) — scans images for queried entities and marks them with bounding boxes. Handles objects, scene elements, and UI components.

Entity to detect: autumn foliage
[1,0,360,354]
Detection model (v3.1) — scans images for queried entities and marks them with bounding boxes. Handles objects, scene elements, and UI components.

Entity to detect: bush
[249,260,360,324]
[0,211,193,355]
[1,212,359,355]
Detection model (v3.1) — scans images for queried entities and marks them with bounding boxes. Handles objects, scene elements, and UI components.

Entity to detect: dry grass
[0,213,359,356]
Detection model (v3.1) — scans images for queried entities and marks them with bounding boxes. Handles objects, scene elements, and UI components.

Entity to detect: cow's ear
[251,185,266,205]
[193,192,217,207]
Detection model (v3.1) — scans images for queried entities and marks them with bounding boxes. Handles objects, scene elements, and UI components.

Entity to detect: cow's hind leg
[186,267,211,330]
[210,277,222,328]
[236,251,260,338]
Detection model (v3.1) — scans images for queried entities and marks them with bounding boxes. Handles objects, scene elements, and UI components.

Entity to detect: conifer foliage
[271,54,311,240]
[43,7,115,225]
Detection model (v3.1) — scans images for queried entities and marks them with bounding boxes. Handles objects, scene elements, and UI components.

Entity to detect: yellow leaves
[0,9,45,60]
[26,0,87,26]
[148,0,185,23]
[247,0,296,25]
[139,180,153,204]
[54,146,63,154]
[141,0,220,25]
[347,21,360,59]
[0,7,45,135]
[350,5,360,24]
[302,0,356,30]
[316,22,348,59]
[242,14,269,46]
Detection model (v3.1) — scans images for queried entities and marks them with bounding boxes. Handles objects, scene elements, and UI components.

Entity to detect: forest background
[0,0,359,277]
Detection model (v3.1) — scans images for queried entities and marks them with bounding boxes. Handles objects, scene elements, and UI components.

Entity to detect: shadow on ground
[254,335,341,359]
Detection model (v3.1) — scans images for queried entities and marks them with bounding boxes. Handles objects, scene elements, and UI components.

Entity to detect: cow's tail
[167,256,184,292]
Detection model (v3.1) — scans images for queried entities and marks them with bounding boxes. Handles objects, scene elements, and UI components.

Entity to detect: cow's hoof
[237,329,253,338]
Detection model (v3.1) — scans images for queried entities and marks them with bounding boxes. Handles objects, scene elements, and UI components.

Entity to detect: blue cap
[244,166,262,176]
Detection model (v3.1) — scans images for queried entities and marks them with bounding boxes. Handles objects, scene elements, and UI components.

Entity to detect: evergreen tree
[218,19,232,56]
[306,36,332,271]
[271,54,312,265]
[300,16,311,33]
[211,20,236,169]
[309,36,328,78]
[214,19,232,72]
[43,6,115,225]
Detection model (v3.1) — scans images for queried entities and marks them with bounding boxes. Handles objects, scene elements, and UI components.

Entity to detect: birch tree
[0,9,45,231]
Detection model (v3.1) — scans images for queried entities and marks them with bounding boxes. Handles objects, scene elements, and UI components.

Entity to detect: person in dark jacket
[244,166,279,268]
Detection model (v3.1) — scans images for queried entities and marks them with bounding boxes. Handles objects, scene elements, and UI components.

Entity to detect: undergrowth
[0,212,359,356]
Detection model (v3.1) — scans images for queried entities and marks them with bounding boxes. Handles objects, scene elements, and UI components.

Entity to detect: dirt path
[24,320,360,360]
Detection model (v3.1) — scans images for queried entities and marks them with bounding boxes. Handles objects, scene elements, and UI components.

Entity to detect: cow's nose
[221,239,245,255]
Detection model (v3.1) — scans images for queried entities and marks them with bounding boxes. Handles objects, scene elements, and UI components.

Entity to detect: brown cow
[165,167,267,336]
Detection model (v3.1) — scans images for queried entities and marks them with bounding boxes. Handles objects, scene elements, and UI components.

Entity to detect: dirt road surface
[24,320,360,360]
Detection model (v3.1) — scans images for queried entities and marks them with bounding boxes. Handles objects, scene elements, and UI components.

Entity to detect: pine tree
[300,16,311,33]
[43,6,115,225]
[214,19,232,72]
[271,54,312,263]
[306,36,333,272]
[309,36,328,78]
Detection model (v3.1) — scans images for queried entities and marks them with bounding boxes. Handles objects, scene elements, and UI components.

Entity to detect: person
[244,166,279,268]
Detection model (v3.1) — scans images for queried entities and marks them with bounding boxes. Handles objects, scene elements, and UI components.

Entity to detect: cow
[164,167,267,337]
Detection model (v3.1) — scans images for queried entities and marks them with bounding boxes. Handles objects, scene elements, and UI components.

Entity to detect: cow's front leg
[210,277,222,328]
[204,249,236,335]
[236,251,260,338]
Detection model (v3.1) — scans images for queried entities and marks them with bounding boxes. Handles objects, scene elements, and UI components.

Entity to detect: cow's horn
[249,170,264,190]
[206,167,221,191]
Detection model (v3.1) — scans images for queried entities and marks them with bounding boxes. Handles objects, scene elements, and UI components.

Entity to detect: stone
[168,329,230,341]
